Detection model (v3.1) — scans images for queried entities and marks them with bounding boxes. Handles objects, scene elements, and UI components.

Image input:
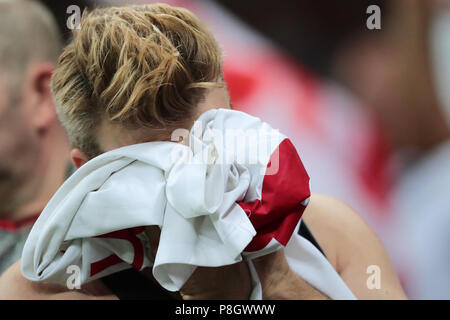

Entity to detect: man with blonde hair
[1,3,406,300]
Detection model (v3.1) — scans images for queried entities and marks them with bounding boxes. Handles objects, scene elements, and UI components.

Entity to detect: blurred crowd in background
[0,0,448,299]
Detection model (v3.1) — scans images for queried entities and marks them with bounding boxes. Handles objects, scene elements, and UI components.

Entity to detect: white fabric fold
[21,108,355,299]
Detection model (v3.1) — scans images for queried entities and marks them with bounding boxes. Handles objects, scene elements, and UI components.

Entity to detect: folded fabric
[21,108,355,299]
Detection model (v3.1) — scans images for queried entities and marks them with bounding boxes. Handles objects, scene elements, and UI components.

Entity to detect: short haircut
[51,3,225,158]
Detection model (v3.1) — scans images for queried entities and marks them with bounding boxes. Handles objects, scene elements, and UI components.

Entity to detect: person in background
[338,0,450,300]
[328,0,450,299]
[0,0,70,274]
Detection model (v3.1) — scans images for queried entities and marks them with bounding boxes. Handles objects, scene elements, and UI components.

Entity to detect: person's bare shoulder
[0,260,117,300]
[302,194,407,300]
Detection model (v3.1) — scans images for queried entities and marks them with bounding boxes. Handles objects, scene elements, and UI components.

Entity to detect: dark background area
[39,0,389,77]
[216,0,388,77]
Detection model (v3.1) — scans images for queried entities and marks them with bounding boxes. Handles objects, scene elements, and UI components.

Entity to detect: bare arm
[303,194,407,299]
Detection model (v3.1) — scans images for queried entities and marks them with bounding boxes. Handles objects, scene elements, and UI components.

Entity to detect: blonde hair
[51,3,224,158]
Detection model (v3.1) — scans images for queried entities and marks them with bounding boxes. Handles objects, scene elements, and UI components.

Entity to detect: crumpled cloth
[21,108,355,299]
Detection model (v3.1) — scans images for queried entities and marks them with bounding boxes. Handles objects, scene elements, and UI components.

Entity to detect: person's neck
[7,126,70,224]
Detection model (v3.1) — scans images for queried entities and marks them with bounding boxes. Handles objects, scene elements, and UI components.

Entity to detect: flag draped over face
[21,108,355,299]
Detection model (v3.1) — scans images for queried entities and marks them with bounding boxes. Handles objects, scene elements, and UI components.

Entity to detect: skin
[0,62,70,224]
[0,87,406,300]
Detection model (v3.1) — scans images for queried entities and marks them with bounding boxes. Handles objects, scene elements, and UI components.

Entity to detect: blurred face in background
[0,0,67,218]
[0,74,41,216]
[332,0,450,153]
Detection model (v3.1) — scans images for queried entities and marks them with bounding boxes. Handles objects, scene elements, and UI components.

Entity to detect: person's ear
[71,148,89,169]
[22,62,57,133]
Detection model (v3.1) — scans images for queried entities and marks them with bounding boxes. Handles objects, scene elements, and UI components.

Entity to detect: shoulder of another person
[0,260,66,299]
[0,260,35,299]
[0,260,116,300]
[302,193,406,299]
[302,193,388,273]
[301,194,358,270]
